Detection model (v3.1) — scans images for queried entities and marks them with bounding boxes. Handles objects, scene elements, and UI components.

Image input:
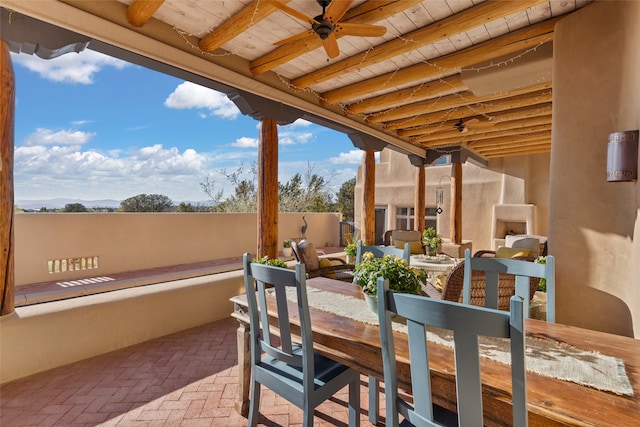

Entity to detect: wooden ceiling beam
[369,81,551,124]
[419,124,552,147]
[413,118,552,144]
[385,89,552,131]
[291,0,548,89]
[482,144,552,158]
[318,18,557,105]
[248,0,418,75]
[466,131,552,148]
[126,0,165,27]
[198,0,291,53]
[407,108,552,140]
[345,75,467,116]
[477,140,551,154]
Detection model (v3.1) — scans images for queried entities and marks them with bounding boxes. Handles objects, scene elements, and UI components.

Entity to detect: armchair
[425,255,538,311]
[290,239,354,282]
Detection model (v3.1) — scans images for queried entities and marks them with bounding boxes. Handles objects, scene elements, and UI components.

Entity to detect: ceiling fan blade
[274,29,316,46]
[335,22,387,38]
[322,33,340,58]
[271,2,318,25]
[324,0,353,24]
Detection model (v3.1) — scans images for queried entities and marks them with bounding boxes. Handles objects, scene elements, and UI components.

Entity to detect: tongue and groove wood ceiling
[16,0,594,161]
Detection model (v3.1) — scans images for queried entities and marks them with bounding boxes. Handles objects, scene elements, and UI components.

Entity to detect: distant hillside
[16,198,121,210]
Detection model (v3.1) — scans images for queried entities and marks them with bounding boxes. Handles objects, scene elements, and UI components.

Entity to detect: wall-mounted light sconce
[607,130,638,182]
[436,175,451,214]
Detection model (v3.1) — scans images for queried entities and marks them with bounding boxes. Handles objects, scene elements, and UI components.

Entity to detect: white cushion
[505,235,540,257]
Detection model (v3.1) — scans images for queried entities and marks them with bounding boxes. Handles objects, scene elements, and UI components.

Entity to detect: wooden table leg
[234,318,251,417]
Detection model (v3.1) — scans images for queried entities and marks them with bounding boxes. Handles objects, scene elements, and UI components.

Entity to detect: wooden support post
[0,41,15,316]
[257,118,278,260]
[361,150,375,246]
[450,162,462,244]
[414,164,425,233]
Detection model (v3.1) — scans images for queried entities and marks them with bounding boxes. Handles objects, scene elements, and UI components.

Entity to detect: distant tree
[202,163,258,212]
[175,202,211,212]
[120,194,173,212]
[201,163,337,213]
[335,177,356,222]
[63,203,88,212]
[279,167,334,212]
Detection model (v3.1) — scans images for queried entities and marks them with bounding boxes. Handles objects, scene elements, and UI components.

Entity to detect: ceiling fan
[454,118,495,133]
[272,0,387,59]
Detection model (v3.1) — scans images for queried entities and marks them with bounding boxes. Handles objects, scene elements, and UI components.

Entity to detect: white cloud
[231,136,258,148]
[12,50,128,84]
[328,149,364,164]
[14,133,215,201]
[164,81,240,119]
[24,128,95,147]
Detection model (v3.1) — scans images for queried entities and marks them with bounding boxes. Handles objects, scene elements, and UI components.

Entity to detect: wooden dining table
[230,277,640,426]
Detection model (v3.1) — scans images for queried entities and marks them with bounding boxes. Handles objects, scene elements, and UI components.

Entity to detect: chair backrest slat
[463,248,556,322]
[355,240,410,265]
[378,276,528,427]
[243,255,314,373]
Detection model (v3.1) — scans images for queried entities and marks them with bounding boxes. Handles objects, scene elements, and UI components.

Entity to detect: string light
[166,3,555,151]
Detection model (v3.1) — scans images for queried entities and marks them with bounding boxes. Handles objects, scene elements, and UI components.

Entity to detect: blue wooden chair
[242,254,361,427]
[354,239,409,424]
[377,276,528,426]
[463,248,556,322]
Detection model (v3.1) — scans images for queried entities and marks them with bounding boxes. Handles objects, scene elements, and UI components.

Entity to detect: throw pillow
[495,246,532,259]
[394,239,423,255]
[319,258,343,279]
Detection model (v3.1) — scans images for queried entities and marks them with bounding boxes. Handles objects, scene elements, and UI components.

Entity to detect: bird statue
[301,216,308,236]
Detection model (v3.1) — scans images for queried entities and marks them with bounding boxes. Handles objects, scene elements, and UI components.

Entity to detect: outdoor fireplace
[491,204,536,249]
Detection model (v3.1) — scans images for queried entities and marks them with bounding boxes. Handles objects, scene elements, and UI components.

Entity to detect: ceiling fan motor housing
[312,16,334,39]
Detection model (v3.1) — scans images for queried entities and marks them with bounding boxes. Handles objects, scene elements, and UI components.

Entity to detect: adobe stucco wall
[551,1,640,336]
[14,212,342,286]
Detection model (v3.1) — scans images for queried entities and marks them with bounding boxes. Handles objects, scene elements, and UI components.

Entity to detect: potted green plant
[352,252,424,313]
[253,255,288,268]
[422,227,442,256]
[344,242,357,264]
[282,240,293,257]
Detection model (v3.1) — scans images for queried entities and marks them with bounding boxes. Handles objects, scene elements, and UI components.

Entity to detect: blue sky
[12,49,363,205]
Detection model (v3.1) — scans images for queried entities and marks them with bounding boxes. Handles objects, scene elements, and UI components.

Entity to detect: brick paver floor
[0,317,386,426]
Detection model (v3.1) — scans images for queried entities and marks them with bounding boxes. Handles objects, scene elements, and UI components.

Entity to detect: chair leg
[368,376,379,424]
[247,380,261,427]
[303,406,314,427]
[349,377,361,427]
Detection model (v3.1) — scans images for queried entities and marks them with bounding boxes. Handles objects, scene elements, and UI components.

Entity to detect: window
[396,207,438,230]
